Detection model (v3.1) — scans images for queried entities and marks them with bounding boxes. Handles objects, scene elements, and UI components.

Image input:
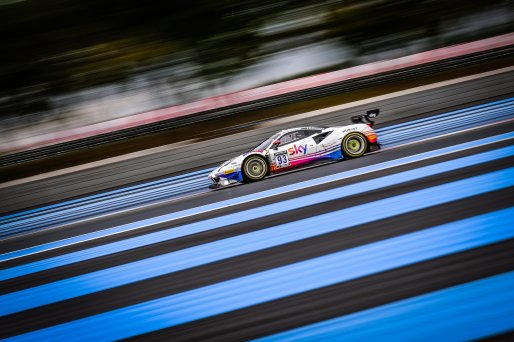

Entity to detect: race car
[208,109,380,187]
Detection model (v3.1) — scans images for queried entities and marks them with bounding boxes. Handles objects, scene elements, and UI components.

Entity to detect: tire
[341,132,368,158]
[242,155,269,182]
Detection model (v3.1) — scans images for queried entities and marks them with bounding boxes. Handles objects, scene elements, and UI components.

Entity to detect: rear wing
[351,109,379,127]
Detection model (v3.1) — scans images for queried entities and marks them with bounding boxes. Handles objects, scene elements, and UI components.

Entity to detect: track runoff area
[1,100,514,340]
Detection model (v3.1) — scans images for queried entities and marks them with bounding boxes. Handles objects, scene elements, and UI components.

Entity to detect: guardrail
[1,33,513,166]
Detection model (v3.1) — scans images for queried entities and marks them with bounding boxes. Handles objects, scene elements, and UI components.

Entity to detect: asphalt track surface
[2,101,514,338]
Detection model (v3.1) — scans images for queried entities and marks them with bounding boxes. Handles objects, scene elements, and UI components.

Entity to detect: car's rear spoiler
[351,109,379,127]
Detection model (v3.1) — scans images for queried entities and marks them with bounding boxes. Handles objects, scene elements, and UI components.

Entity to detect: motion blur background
[2,1,514,341]
[1,0,513,150]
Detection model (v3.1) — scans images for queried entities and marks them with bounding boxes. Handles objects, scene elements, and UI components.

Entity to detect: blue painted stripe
[0,168,211,222]
[2,145,513,282]
[2,131,513,263]
[1,168,513,316]
[377,97,514,132]
[379,104,514,137]
[1,176,208,226]
[1,97,512,238]
[381,106,514,147]
[381,107,514,146]
[256,271,514,342]
[5,207,514,341]
[379,105,513,138]
[0,177,210,236]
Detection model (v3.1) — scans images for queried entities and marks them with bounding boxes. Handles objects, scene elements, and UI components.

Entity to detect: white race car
[208,109,380,187]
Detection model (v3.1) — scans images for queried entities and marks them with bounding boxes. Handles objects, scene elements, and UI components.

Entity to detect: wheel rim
[245,157,266,179]
[345,135,366,155]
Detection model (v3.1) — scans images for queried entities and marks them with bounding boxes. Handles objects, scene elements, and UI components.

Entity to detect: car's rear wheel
[342,132,368,158]
[242,155,268,182]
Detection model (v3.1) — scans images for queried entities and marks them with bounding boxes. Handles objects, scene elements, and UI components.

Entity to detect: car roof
[276,126,326,135]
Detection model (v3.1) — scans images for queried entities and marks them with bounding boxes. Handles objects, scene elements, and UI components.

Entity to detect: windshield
[253,132,281,151]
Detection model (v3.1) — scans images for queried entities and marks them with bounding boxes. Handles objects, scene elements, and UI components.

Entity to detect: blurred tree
[0,0,511,117]
[324,0,508,54]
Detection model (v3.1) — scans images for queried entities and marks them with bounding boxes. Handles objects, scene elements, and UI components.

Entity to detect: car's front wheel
[242,155,268,182]
[341,132,368,158]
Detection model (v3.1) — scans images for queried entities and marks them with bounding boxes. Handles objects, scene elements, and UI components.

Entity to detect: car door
[270,130,319,171]
[306,129,326,155]
[311,129,336,155]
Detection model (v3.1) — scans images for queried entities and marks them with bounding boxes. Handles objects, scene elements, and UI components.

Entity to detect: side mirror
[271,139,281,149]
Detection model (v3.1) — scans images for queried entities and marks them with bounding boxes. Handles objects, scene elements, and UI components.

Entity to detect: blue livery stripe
[6,207,514,341]
[288,144,340,161]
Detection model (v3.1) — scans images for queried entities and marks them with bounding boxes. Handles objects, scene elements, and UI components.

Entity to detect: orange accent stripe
[363,131,377,143]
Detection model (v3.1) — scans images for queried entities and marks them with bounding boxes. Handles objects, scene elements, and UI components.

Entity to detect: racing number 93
[275,153,290,168]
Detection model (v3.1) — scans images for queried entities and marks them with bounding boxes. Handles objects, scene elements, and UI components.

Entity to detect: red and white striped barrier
[4,33,514,154]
